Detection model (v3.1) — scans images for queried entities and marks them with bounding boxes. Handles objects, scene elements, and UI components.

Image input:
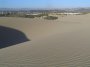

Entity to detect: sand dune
[0,14,90,66]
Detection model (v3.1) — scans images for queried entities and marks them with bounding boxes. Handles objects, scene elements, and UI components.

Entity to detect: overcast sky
[0,0,90,8]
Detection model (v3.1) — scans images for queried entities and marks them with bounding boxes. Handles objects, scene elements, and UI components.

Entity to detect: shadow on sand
[0,26,29,49]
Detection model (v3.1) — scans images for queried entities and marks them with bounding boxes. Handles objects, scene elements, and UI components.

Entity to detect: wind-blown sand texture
[0,14,90,66]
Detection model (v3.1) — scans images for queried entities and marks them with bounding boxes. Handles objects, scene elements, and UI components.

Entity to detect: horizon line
[0,7,90,9]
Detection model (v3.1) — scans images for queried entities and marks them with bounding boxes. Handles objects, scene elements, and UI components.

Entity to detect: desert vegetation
[0,12,59,20]
[44,16,58,20]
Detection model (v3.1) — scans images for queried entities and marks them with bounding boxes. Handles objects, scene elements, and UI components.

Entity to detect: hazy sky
[0,0,90,8]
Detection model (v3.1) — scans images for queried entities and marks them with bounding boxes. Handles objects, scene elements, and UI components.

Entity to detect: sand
[0,14,90,66]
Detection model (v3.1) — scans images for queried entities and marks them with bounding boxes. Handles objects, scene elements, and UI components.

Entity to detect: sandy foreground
[0,14,90,66]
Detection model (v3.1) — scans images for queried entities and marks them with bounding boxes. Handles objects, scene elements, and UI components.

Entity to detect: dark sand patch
[0,26,29,49]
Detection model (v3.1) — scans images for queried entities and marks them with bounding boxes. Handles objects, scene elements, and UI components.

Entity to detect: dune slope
[0,14,90,66]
